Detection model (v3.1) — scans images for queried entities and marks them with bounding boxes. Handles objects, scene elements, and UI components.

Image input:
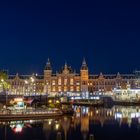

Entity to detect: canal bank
[0,112,63,121]
[62,97,140,107]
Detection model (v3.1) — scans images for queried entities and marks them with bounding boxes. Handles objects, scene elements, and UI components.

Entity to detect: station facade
[4,59,140,96]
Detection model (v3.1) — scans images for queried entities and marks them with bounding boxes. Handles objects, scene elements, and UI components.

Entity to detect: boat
[0,108,63,121]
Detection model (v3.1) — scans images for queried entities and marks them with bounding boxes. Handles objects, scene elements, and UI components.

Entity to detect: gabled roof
[89,73,135,80]
[8,75,44,80]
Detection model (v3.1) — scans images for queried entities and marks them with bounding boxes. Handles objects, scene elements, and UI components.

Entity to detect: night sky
[0,0,140,75]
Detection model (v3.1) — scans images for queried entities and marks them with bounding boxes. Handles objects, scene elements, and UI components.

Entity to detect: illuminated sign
[14,98,23,102]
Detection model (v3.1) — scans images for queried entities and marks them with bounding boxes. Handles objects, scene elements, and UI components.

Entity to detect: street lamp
[1,79,4,83]
[25,80,28,84]
[30,77,35,83]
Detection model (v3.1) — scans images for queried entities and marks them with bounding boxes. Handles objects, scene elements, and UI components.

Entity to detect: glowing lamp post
[30,77,35,83]
[1,79,4,83]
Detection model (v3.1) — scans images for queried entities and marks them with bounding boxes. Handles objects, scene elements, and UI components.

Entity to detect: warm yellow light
[56,100,60,104]
[1,79,4,82]
[48,120,52,125]
[96,110,99,114]
[14,98,23,102]
[30,77,35,82]
[48,100,52,103]
[25,80,28,84]
[55,124,59,130]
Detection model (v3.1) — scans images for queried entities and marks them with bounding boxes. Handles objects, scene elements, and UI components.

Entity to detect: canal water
[1,106,140,140]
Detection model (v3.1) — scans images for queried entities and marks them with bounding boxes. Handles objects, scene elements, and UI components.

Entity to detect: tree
[0,71,8,80]
[0,71,10,91]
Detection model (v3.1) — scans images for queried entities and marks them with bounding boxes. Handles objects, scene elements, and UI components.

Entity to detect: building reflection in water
[1,106,140,140]
[73,105,140,139]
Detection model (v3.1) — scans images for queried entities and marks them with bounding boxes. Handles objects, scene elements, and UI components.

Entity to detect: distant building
[2,58,140,96]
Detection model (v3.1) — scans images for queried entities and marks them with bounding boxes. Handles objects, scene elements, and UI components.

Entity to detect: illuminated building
[1,58,140,96]
[113,82,140,101]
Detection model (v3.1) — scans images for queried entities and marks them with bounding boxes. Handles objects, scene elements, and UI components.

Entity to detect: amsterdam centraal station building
[4,59,140,96]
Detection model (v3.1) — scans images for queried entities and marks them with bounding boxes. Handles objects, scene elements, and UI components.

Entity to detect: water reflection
[1,106,140,140]
[74,106,140,126]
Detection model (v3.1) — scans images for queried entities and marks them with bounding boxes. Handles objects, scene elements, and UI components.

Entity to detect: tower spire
[64,61,68,69]
[81,57,88,70]
[45,58,52,70]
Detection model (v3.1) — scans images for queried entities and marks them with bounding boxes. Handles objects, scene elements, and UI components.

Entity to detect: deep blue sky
[0,0,140,75]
